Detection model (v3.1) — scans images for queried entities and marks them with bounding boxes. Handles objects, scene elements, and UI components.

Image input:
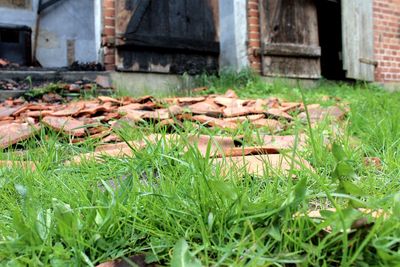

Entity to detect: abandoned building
[0,0,399,90]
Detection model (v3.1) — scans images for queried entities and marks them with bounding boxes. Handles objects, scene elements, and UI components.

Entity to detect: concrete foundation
[110,72,190,97]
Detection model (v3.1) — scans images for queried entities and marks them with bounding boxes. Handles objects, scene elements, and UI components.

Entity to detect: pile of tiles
[0,89,347,172]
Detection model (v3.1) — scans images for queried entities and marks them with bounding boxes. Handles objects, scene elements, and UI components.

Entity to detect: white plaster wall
[0,0,38,29]
[0,0,99,67]
[219,0,249,71]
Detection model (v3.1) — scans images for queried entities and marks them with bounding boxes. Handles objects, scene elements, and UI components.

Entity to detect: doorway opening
[316,0,346,80]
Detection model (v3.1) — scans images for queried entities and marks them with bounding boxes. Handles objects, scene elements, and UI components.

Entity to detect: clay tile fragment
[364,157,382,169]
[96,254,158,267]
[42,116,86,136]
[141,109,170,120]
[214,154,313,177]
[215,146,280,158]
[266,108,293,121]
[224,114,265,123]
[101,133,121,143]
[25,110,53,118]
[192,115,237,130]
[247,99,267,113]
[121,110,149,123]
[134,95,153,104]
[51,102,85,117]
[252,119,284,132]
[78,103,111,115]
[0,160,36,171]
[12,104,30,117]
[298,105,346,123]
[167,105,183,116]
[98,96,122,105]
[0,123,39,149]
[0,105,23,119]
[266,97,281,108]
[188,100,223,117]
[280,102,301,112]
[223,105,251,117]
[177,96,206,105]
[260,134,307,150]
[187,134,235,156]
[224,89,238,98]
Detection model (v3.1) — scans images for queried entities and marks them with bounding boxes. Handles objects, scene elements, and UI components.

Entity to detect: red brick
[103,9,115,17]
[103,28,115,36]
[104,54,115,64]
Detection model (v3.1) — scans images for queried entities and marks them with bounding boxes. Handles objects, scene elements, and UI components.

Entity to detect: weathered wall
[0,0,37,29]
[373,0,400,83]
[219,0,248,71]
[0,0,99,67]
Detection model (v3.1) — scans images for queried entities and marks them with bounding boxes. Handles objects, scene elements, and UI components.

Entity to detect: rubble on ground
[0,89,348,174]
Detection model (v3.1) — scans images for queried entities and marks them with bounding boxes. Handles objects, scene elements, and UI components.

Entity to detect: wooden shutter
[115,0,219,74]
[341,0,375,81]
[258,0,321,79]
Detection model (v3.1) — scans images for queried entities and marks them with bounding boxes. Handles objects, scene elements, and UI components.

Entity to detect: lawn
[1,73,400,266]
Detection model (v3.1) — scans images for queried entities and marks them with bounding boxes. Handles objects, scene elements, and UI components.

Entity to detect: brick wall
[373,0,400,82]
[102,0,116,71]
[247,0,262,73]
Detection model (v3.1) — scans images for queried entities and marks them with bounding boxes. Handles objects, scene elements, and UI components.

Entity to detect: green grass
[1,73,400,266]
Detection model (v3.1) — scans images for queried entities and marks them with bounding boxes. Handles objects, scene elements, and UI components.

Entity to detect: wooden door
[258,0,321,79]
[115,0,219,74]
[341,0,374,81]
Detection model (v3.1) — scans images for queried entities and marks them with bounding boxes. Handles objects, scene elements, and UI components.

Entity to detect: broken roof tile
[177,96,206,104]
[266,108,293,121]
[214,154,312,177]
[224,89,238,98]
[0,123,39,149]
[42,116,86,136]
[252,119,284,132]
[188,100,223,117]
[298,105,346,123]
[192,115,237,130]
[51,102,85,117]
[187,134,235,156]
[224,114,265,123]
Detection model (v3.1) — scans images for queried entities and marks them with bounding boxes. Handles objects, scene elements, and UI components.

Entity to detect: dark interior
[316,0,346,80]
[0,25,31,66]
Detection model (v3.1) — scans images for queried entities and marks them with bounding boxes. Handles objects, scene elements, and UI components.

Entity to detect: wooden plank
[262,57,321,79]
[115,0,220,74]
[117,34,220,54]
[341,0,374,81]
[149,0,169,36]
[258,0,321,79]
[168,0,187,37]
[261,43,321,57]
[125,0,150,34]
[187,0,204,39]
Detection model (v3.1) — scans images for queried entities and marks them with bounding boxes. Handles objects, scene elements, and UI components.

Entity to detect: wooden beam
[260,43,321,57]
[116,34,220,54]
[125,0,151,34]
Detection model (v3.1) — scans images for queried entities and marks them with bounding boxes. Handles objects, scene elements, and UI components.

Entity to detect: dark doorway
[316,0,346,80]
